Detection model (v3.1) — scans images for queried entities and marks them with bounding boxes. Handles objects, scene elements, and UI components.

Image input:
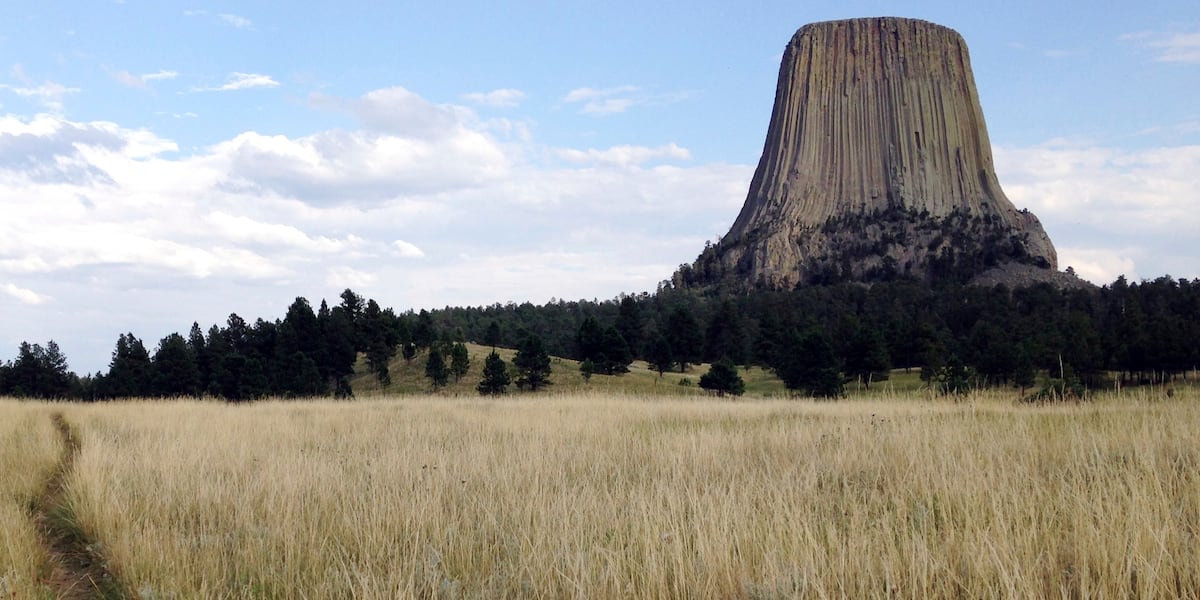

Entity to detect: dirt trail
[33,413,125,599]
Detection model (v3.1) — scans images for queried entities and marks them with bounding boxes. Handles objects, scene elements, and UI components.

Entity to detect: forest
[2,275,1197,400]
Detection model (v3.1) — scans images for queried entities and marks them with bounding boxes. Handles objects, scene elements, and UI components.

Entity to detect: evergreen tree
[843,321,891,388]
[598,327,632,375]
[484,320,502,348]
[772,328,843,399]
[362,300,397,385]
[450,342,471,382]
[425,346,449,389]
[105,333,152,398]
[647,332,675,377]
[1013,343,1036,397]
[579,358,595,382]
[513,334,552,391]
[575,316,604,361]
[319,301,357,397]
[615,295,644,356]
[477,351,511,395]
[402,342,417,363]
[4,340,71,398]
[413,309,437,350]
[665,306,703,372]
[699,358,745,397]
[704,300,749,364]
[152,332,199,397]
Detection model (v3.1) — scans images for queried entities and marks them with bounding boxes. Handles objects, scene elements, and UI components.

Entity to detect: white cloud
[557,143,691,166]
[1121,28,1200,64]
[994,140,1200,284]
[393,240,425,258]
[219,13,252,29]
[194,72,279,92]
[3,283,48,305]
[0,80,80,112]
[562,86,638,103]
[562,85,689,116]
[326,266,377,288]
[1057,247,1139,284]
[462,89,526,108]
[113,69,178,89]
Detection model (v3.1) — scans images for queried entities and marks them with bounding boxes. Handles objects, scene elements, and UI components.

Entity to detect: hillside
[347,342,939,398]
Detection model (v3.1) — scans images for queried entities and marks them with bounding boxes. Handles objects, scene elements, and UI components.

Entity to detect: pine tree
[647,332,675,377]
[484,321,502,348]
[450,342,470,382]
[152,332,199,397]
[699,358,745,397]
[425,346,449,389]
[513,334,552,391]
[476,351,511,395]
[665,306,703,372]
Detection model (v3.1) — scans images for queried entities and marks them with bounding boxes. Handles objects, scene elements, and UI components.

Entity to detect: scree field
[2,389,1198,598]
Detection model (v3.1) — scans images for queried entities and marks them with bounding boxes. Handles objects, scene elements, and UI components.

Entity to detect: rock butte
[689,17,1062,289]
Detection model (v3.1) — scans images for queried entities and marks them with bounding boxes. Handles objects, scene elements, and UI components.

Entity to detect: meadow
[3,387,1198,598]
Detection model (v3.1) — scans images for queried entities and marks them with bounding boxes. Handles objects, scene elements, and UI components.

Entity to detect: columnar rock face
[689,17,1058,289]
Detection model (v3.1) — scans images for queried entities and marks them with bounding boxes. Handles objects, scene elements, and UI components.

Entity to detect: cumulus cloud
[1122,28,1200,64]
[193,72,279,92]
[1057,247,1139,285]
[994,140,1200,283]
[3,283,48,305]
[462,89,526,107]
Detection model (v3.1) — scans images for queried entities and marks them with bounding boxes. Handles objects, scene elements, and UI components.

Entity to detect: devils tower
[686,17,1059,289]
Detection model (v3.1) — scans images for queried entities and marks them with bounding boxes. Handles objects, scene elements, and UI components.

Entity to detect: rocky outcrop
[688,17,1059,289]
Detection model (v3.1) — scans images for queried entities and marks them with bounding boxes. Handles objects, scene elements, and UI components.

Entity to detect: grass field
[349,342,931,398]
[0,401,60,598]
[3,386,1192,598]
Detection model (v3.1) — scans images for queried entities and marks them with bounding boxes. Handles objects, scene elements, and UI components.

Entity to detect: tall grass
[0,400,61,598]
[61,389,1200,598]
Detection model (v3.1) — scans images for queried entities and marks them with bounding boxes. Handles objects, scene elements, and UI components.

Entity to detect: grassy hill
[348,343,932,398]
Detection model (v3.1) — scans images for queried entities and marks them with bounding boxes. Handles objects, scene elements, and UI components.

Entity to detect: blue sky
[1,0,1198,373]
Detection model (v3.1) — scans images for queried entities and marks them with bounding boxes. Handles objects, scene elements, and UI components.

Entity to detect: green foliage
[699,358,745,397]
[476,351,511,395]
[841,319,891,388]
[579,359,595,382]
[934,356,974,396]
[425,347,449,390]
[647,333,675,377]
[665,306,703,372]
[0,340,72,398]
[450,342,471,382]
[513,334,552,391]
[771,328,843,399]
[484,321,502,348]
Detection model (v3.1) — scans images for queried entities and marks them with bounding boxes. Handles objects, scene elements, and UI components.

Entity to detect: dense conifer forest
[2,275,1197,400]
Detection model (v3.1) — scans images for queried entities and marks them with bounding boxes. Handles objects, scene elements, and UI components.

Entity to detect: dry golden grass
[0,400,61,597]
[48,388,1200,598]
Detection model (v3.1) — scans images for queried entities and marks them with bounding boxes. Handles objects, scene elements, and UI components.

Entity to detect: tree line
[2,274,1198,400]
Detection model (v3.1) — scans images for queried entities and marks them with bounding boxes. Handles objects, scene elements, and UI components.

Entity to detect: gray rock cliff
[688,17,1059,289]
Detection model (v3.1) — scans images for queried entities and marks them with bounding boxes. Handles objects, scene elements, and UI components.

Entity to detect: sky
[1,0,1197,374]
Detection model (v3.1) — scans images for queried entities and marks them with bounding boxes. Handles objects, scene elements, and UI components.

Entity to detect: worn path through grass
[32,413,125,599]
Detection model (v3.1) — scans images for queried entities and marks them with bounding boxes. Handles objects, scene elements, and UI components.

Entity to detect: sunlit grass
[54,387,1200,598]
[0,400,60,598]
